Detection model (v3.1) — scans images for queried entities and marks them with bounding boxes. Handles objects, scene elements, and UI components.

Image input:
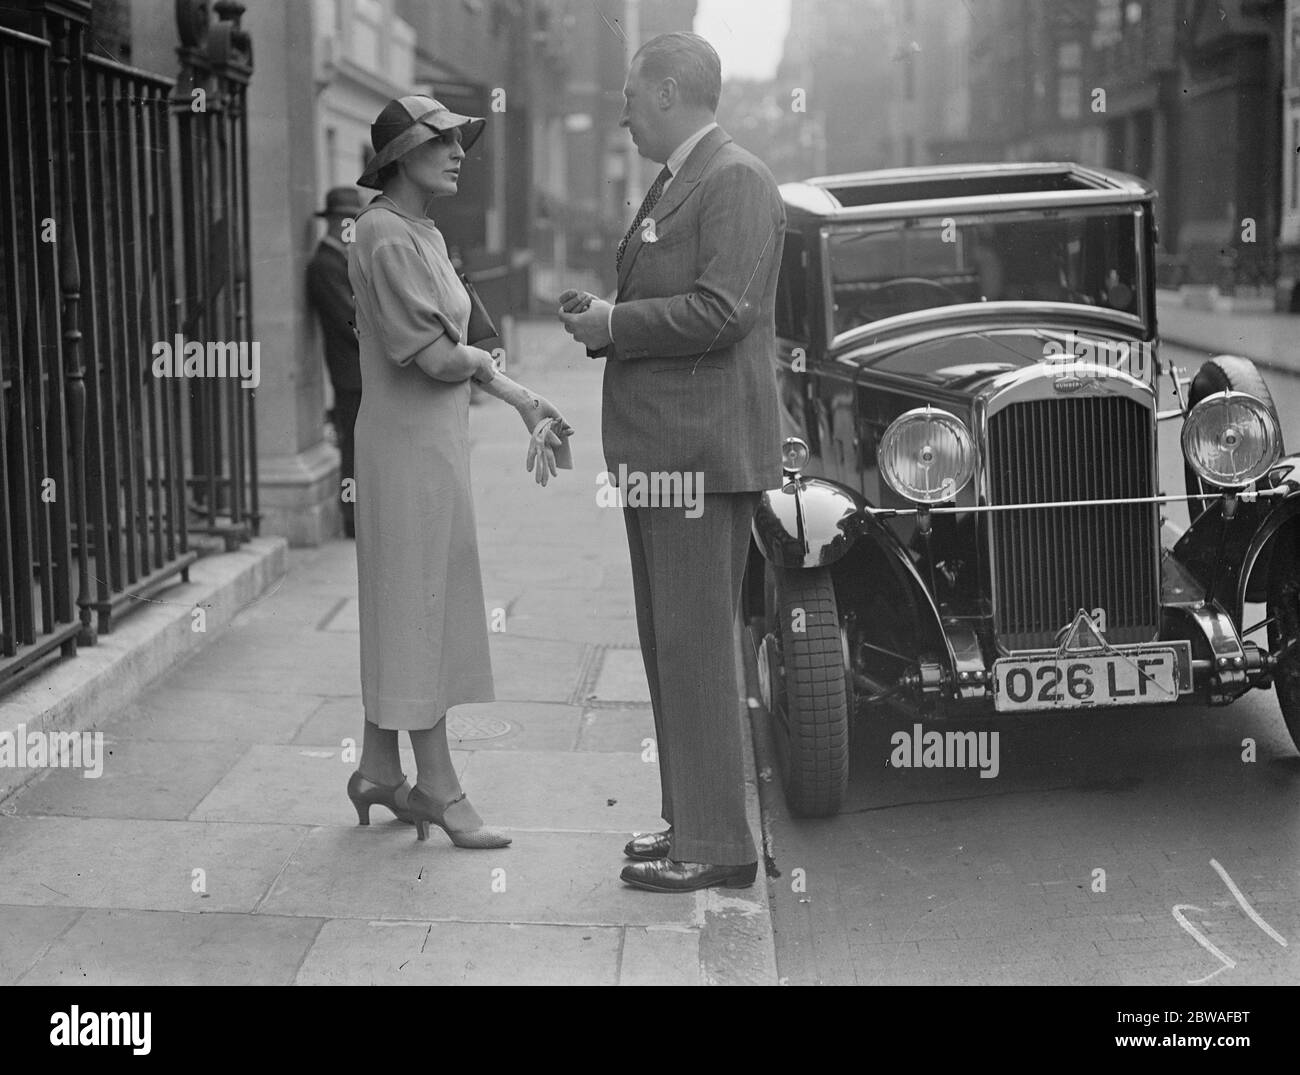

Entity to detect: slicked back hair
[633,32,722,112]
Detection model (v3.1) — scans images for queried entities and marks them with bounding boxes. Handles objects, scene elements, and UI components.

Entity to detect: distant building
[821,0,1285,293]
[1278,0,1300,305]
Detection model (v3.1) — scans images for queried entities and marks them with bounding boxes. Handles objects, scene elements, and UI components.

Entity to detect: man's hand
[558,289,613,351]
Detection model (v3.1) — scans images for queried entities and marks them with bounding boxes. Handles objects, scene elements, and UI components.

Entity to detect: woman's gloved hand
[516,393,572,438]
[526,418,564,486]
[517,394,574,486]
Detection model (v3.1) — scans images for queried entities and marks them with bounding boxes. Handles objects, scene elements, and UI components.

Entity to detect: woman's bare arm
[471,366,539,411]
[411,334,496,383]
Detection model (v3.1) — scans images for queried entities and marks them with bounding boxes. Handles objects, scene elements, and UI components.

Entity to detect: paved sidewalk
[0,320,775,986]
[1157,289,1300,378]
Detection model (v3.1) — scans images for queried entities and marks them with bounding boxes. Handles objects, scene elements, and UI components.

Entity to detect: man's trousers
[622,491,758,865]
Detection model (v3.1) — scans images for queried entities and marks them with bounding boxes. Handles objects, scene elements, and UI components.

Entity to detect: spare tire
[1183,356,1280,524]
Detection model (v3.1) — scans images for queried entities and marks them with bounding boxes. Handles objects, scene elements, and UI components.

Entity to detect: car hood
[835,320,1154,396]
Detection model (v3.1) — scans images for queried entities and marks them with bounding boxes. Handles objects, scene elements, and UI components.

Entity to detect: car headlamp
[879,406,977,504]
[781,437,810,474]
[1181,390,1281,489]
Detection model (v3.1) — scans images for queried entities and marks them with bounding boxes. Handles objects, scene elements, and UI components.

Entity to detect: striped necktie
[616,164,672,272]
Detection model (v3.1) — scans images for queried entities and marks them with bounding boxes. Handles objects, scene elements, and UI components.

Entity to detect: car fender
[1170,455,1300,619]
[751,476,957,676]
[1239,456,1300,612]
[751,475,864,569]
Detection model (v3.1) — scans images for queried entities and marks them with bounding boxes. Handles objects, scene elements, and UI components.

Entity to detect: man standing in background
[307,186,364,538]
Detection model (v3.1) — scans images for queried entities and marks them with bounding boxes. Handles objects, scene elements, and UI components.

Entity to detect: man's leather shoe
[623,828,671,860]
[620,858,758,893]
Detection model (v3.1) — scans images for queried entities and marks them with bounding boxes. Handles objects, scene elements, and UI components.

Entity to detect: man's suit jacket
[599,126,786,493]
[306,237,363,394]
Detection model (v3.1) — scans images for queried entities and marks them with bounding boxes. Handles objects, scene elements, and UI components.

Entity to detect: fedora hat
[357,95,485,190]
[315,186,363,217]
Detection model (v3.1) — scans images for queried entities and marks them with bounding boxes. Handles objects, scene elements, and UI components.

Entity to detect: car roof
[782,162,1155,223]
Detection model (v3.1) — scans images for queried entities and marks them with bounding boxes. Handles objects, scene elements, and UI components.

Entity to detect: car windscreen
[825,206,1143,337]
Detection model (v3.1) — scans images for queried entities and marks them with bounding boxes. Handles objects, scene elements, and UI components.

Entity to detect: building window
[1058,41,1082,120]
[1292,16,1300,88]
[1092,0,1122,50]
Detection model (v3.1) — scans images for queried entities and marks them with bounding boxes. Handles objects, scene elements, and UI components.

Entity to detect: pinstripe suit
[598,127,786,864]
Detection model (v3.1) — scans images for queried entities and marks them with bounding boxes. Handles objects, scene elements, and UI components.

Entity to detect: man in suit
[306,187,364,538]
[560,32,785,893]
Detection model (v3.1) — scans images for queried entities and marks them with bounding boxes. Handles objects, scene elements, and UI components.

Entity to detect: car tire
[1267,529,1300,753]
[765,564,850,818]
[1184,356,1279,524]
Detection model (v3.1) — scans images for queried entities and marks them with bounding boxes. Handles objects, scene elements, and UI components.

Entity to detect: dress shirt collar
[664,121,719,185]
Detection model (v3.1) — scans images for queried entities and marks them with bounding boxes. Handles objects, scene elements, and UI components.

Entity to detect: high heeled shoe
[406,786,511,848]
[346,771,415,826]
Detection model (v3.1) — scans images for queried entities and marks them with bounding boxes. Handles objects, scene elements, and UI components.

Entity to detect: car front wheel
[760,564,850,817]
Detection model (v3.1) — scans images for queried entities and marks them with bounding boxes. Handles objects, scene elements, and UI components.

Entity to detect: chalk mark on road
[1172,902,1235,985]
[1210,857,1288,947]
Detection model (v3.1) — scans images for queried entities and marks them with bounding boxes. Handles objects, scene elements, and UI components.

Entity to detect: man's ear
[658,76,677,109]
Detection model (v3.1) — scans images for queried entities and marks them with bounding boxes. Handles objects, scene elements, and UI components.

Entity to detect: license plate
[993,650,1179,712]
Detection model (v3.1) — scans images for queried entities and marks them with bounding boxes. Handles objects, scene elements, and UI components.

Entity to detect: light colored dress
[347,196,494,729]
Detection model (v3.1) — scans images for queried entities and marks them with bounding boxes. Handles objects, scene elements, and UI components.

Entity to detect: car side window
[776,231,808,341]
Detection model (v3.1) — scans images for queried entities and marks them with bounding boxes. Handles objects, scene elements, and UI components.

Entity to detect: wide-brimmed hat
[357,95,485,190]
[315,186,363,217]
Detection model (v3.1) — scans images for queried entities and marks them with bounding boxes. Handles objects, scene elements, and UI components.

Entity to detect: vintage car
[744,162,1300,817]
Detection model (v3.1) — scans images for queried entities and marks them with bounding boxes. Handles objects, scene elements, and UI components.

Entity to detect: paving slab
[107,687,321,743]
[456,749,663,831]
[590,648,652,704]
[259,828,693,926]
[189,745,469,827]
[292,699,586,753]
[619,926,702,985]
[17,909,323,985]
[486,635,588,702]
[0,905,84,984]
[505,588,640,646]
[0,817,305,913]
[8,737,248,821]
[168,628,363,697]
[574,707,658,753]
[295,919,622,985]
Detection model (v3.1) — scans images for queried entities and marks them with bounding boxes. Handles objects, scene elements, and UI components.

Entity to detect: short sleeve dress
[347,196,494,729]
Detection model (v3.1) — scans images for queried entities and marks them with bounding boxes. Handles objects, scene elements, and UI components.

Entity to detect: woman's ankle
[358,764,404,788]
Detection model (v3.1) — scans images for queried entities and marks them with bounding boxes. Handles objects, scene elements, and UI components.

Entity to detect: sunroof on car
[824,170,1095,207]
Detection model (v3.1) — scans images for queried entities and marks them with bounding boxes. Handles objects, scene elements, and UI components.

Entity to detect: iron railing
[0,0,256,695]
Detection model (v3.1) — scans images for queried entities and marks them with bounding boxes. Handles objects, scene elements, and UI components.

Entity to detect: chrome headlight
[1181,391,1281,489]
[878,406,977,504]
[781,436,810,474]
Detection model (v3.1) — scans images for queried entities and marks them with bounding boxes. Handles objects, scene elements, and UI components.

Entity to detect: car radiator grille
[987,395,1160,651]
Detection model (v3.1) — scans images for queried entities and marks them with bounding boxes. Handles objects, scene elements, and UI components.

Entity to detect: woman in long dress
[343,95,572,847]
